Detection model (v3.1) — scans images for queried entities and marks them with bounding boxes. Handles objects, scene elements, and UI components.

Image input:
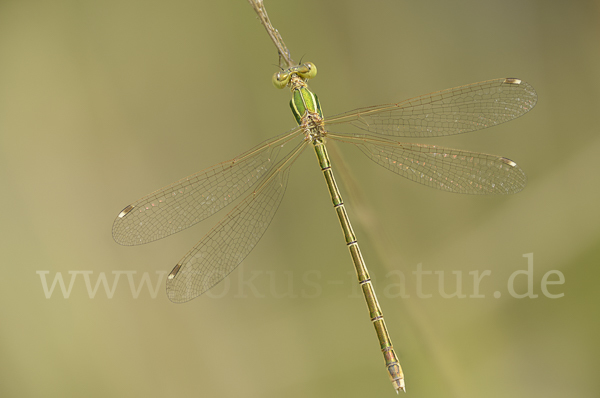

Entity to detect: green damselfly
[113,63,537,392]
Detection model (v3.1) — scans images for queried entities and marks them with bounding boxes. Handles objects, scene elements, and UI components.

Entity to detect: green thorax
[290,85,323,125]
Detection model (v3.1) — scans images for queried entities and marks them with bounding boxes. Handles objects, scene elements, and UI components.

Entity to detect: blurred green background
[1,0,598,397]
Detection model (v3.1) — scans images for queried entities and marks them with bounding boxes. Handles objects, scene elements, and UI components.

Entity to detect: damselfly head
[272,62,317,89]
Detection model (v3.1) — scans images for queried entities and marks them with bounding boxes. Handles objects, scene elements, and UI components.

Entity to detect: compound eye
[272,71,290,89]
[297,62,317,80]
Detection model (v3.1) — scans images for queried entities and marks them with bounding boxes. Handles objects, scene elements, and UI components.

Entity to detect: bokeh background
[1,0,598,397]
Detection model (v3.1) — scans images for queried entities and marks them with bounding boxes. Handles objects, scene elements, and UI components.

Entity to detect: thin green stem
[246,0,295,68]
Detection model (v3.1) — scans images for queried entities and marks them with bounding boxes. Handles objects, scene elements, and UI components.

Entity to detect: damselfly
[113,63,537,392]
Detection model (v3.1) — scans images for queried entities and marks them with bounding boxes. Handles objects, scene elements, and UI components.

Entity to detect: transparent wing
[166,140,308,302]
[330,133,526,194]
[112,129,302,246]
[325,78,537,138]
